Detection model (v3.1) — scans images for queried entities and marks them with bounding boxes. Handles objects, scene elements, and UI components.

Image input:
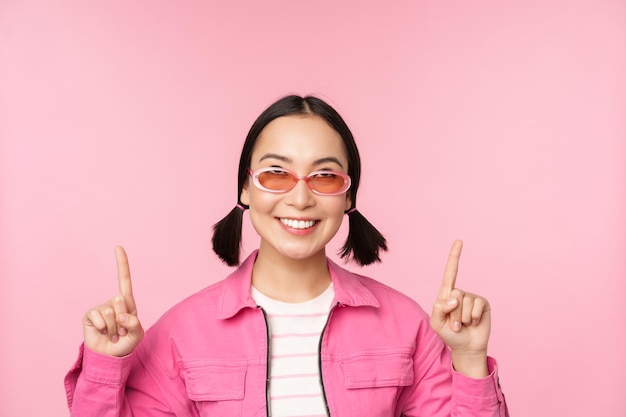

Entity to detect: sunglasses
[248,167,351,196]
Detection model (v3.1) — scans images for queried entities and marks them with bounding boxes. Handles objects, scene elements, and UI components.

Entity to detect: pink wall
[1,1,625,415]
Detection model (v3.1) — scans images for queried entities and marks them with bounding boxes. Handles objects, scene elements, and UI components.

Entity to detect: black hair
[212,94,387,266]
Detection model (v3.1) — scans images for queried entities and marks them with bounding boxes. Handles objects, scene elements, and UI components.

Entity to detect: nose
[285,176,316,209]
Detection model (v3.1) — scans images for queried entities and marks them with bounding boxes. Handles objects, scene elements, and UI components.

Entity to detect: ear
[344,191,352,212]
[240,180,250,206]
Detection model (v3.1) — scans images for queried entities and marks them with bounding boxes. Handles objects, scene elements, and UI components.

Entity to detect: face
[240,115,352,263]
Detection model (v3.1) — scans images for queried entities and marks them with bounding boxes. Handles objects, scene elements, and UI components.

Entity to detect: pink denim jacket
[65,251,509,416]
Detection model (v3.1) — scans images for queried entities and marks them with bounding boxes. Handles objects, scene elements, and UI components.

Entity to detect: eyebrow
[258,153,345,169]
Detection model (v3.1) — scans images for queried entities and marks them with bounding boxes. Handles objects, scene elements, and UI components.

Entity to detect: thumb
[117,312,144,341]
[430,298,458,330]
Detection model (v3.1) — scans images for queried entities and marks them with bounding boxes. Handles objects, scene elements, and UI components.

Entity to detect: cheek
[246,188,277,212]
[247,194,275,234]
[325,196,350,217]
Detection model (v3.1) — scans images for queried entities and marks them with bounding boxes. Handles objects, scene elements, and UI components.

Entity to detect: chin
[276,247,326,262]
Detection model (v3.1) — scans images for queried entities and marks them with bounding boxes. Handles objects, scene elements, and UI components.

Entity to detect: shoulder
[327,264,443,361]
[352,272,410,296]
[151,278,228,329]
[329,260,428,319]
[357,273,427,315]
[156,252,258,324]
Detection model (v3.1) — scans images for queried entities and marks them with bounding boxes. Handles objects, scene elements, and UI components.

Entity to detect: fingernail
[111,334,119,343]
[453,321,461,331]
[118,314,127,324]
[472,319,479,326]
[447,298,457,306]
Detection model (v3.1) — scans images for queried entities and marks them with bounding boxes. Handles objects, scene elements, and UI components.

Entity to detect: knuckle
[84,311,102,329]
[83,309,95,321]
[462,310,473,322]
[431,301,444,315]
[126,315,140,329]
[89,309,102,320]
[450,288,464,298]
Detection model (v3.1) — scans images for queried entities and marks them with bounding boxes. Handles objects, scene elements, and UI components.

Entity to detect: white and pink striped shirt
[251,284,334,417]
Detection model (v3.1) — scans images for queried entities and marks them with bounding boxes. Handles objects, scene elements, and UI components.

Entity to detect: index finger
[115,246,136,312]
[438,240,463,299]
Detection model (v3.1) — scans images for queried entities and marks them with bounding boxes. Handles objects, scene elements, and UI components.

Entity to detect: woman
[66,95,509,416]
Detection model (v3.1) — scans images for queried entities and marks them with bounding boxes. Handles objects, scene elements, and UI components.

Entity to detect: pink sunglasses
[249,167,351,196]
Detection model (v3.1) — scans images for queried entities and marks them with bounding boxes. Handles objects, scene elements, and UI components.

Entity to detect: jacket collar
[217,250,380,319]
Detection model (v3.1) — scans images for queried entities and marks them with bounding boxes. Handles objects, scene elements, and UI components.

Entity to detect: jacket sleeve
[64,343,194,417]
[397,322,509,417]
[450,356,508,416]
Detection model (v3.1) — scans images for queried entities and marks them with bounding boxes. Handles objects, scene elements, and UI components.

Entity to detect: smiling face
[240,114,352,263]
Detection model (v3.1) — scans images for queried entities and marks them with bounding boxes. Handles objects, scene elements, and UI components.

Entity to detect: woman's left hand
[429,240,491,378]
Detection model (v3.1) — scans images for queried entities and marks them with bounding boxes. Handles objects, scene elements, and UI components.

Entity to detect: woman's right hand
[82,246,144,357]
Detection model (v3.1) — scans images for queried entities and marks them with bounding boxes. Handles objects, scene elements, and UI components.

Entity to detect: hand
[430,240,491,377]
[82,246,144,357]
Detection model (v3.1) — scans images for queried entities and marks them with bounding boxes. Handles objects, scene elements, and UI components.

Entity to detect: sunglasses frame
[248,167,351,196]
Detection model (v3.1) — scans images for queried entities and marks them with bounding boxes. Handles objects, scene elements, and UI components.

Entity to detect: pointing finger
[438,240,463,300]
[115,246,136,314]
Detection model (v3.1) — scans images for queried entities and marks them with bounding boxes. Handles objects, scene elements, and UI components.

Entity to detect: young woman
[66,95,509,416]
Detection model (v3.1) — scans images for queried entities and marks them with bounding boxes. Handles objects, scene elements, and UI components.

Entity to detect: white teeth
[280,218,316,229]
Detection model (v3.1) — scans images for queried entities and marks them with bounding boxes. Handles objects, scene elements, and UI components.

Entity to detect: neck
[252,245,331,303]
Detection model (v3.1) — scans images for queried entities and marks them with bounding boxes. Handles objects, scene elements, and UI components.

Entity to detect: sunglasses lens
[309,173,348,194]
[253,169,350,195]
[257,170,296,191]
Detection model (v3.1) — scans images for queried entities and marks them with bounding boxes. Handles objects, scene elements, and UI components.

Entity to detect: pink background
[1,1,625,416]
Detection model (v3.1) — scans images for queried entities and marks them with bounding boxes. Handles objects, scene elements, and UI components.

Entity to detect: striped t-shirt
[251,284,334,417]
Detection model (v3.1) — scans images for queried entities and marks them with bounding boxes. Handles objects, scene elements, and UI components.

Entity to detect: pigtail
[340,209,387,265]
[212,205,246,266]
